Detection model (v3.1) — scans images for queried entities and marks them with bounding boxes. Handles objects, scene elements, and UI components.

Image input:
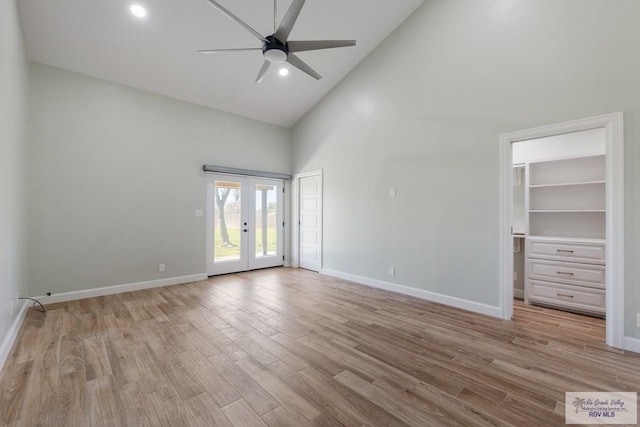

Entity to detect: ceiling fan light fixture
[264,48,287,63]
[130,4,147,18]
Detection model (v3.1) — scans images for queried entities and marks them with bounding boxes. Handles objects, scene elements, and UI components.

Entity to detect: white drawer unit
[524,237,606,317]
[526,259,605,289]
[526,237,605,265]
[526,279,605,315]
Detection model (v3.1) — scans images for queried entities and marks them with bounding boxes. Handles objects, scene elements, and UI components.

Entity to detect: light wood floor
[1,268,638,426]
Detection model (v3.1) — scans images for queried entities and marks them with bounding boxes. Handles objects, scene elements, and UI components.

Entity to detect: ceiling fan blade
[204,0,267,42]
[286,53,321,80]
[287,40,356,52]
[197,48,262,54]
[275,0,306,43]
[256,61,271,83]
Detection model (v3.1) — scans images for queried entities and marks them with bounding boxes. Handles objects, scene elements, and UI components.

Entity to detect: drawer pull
[557,293,575,298]
[556,249,574,253]
[557,271,574,276]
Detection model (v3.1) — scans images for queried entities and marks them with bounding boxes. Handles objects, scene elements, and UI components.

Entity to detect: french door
[207,175,284,275]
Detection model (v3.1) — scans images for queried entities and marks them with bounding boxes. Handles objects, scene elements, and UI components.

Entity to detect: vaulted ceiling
[19,0,424,127]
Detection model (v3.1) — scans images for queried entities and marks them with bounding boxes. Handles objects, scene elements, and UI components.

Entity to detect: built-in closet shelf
[528,154,605,186]
[528,184,605,211]
[529,181,605,189]
[529,210,605,213]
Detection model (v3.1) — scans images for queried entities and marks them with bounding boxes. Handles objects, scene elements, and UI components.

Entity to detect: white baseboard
[0,301,30,372]
[623,336,640,354]
[35,273,208,305]
[514,288,525,300]
[321,269,502,318]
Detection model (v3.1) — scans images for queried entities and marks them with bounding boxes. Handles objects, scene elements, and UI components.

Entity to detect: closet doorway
[499,113,624,349]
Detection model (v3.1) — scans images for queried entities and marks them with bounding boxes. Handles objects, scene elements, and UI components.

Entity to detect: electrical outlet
[159,263,166,272]
[513,271,517,281]
[389,266,395,276]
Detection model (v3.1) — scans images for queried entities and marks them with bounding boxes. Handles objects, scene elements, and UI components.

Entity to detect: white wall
[0,0,29,358]
[28,62,291,297]
[292,0,640,337]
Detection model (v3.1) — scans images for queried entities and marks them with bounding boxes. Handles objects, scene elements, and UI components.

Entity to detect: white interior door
[207,175,284,276]
[299,174,322,272]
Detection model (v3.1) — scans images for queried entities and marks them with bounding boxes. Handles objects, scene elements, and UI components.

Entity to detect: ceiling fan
[199,0,356,82]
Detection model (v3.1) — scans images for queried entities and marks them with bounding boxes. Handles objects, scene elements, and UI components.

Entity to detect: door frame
[291,169,323,269]
[499,112,624,348]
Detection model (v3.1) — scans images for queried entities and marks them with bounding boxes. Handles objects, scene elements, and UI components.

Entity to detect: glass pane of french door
[214,180,242,262]
[255,183,278,258]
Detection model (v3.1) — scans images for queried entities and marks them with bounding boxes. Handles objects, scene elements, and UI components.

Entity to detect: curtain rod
[202,165,290,180]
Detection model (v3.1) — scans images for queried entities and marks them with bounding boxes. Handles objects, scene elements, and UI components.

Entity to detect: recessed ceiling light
[279,68,289,77]
[130,4,147,18]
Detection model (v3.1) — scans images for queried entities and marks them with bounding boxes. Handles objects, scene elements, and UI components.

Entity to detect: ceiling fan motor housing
[263,35,289,63]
